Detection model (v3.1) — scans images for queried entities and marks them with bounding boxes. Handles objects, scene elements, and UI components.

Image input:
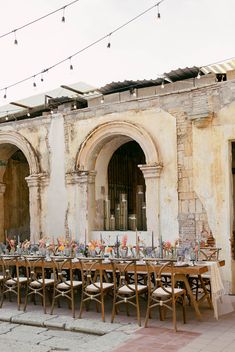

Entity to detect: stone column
[65,171,80,240]
[25,174,42,243]
[77,170,96,243]
[0,182,6,242]
[139,163,163,245]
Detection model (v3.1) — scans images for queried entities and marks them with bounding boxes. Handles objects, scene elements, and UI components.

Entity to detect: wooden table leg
[197,275,213,309]
[175,274,202,321]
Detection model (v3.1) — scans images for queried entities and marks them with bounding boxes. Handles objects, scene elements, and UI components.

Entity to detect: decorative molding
[25,173,49,188]
[77,170,97,184]
[189,112,214,128]
[138,163,163,178]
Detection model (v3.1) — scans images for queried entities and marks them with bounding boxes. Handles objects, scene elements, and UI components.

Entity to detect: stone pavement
[0,296,235,352]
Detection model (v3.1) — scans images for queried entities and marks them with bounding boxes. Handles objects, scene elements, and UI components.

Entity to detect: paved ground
[0,295,235,352]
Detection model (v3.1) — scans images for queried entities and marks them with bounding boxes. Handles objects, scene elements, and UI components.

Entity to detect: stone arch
[76,121,160,171]
[0,131,40,175]
[75,120,162,244]
[0,131,41,242]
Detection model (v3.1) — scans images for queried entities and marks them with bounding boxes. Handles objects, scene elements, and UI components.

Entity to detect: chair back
[111,258,139,293]
[50,256,74,289]
[79,258,104,292]
[0,255,20,283]
[199,247,221,261]
[144,259,175,297]
[23,256,45,285]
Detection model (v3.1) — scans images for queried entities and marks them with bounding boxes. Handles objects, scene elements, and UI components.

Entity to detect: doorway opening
[107,141,146,231]
[3,149,30,241]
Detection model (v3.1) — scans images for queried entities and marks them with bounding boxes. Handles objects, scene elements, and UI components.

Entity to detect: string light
[197,70,201,79]
[27,111,31,117]
[130,87,137,97]
[157,4,161,19]
[13,30,18,45]
[3,88,7,99]
[61,6,66,22]
[0,0,167,98]
[0,0,80,42]
[161,80,165,88]
[100,95,104,103]
[69,57,73,70]
[107,34,111,48]
[33,76,37,87]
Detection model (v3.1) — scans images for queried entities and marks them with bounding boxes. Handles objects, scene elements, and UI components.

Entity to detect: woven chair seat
[57,280,82,290]
[6,277,27,285]
[30,278,54,288]
[86,282,114,293]
[118,284,147,294]
[153,287,184,297]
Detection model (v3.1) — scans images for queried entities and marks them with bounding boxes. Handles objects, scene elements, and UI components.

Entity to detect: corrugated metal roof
[1,57,235,119]
[0,81,96,119]
[100,66,200,95]
[201,58,235,75]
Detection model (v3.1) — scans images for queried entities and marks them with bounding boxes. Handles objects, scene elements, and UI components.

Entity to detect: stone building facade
[0,68,235,291]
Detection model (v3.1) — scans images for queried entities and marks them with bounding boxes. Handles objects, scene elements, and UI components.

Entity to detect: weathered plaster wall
[1,77,235,290]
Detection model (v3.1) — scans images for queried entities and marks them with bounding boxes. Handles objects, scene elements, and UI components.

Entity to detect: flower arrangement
[6,238,16,253]
[22,240,31,251]
[88,240,104,256]
[121,234,128,248]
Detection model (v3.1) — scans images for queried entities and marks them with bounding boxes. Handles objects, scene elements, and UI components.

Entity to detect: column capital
[65,171,80,185]
[25,173,49,188]
[138,163,163,178]
[0,182,6,194]
[77,170,97,184]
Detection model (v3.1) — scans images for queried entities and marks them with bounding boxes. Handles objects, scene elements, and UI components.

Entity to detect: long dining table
[2,255,225,321]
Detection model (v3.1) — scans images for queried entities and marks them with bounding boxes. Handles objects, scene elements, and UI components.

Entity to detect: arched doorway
[107,141,146,231]
[76,121,162,243]
[3,148,30,241]
[0,132,41,242]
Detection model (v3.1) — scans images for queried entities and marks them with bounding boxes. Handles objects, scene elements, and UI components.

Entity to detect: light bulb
[197,71,201,79]
[161,81,164,89]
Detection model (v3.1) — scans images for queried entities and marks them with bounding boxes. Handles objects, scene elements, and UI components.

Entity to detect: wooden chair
[189,248,221,301]
[78,258,114,322]
[23,256,54,313]
[0,255,27,310]
[111,258,147,326]
[50,257,82,318]
[144,260,186,332]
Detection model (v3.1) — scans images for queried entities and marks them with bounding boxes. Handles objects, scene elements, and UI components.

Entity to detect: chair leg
[111,294,116,323]
[101,296,105,322]
[172,299,177,332]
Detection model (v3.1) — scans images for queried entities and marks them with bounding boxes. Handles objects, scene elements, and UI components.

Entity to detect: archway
[76,121,162,243]
[3,149,30,241]
[0,132,41,242]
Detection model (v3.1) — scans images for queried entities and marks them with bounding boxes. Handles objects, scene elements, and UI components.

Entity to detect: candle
[159,235,163,258]
[85,230,87,247]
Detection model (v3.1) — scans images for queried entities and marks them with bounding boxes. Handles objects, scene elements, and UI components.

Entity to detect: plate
[175,262,189,267]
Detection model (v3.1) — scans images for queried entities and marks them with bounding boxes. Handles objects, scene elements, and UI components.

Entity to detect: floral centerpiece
[6,238,16,254]
[88,240,104,257]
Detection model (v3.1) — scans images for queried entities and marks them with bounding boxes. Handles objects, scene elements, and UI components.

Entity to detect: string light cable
[0,0,80,43]
[0,0,166,98]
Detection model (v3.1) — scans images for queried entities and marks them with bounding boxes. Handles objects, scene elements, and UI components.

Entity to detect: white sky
[0,0,234,107]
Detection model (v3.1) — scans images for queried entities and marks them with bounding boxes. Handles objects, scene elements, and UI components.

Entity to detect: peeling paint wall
[1,77,235,290]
